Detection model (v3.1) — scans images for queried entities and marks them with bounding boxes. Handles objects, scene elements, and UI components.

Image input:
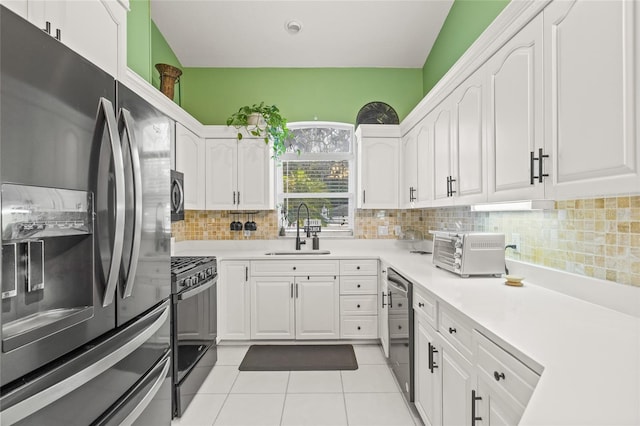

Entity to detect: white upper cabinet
[205,138,274,210]
[430,103,455,206]
[401,120,433,208]
[237,138,274,210]
[543,0,640,199]
[356,125,400,209]
[415,123,433,207]
[451,71,487,205]
[176,123,206,210]
[401,129,419,208]
[1,0,124,78]
[486,14,544,202]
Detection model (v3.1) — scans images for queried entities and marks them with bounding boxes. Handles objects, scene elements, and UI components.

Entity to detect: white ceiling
[150,0,454,68]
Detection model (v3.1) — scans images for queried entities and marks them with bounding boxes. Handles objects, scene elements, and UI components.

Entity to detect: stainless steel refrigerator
[0,6,172,425]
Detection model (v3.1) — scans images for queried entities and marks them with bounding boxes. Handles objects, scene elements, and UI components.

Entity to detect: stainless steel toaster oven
[430,231,505,277]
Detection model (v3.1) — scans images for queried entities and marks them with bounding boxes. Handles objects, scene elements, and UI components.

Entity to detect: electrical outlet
[378,225,389,236]
[394,225,402,235]
[243,230,251,237]
[511,233,521,252]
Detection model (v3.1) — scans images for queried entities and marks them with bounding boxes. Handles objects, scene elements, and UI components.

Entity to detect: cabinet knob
[448,327,457,334]
[398,325,402,330]
[494,371,505,381]
[357,266,361,270]
[293,266,297,270]
[357,326,361,330]
[357,284,361,288]
[357,304,361,308]
[418,302,425,307]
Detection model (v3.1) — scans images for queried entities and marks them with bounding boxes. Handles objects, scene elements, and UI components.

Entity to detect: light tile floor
[171,344,423,426]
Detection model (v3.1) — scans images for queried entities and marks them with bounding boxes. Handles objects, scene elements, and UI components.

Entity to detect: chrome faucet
[295,202,311,250]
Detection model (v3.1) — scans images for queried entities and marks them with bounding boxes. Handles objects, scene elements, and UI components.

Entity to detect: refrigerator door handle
[0,302,170,425]
[96,97,126,308]
[118,108,143,299]
[93,351,171,426]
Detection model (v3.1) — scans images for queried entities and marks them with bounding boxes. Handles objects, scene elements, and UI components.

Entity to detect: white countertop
[174,239,640,425]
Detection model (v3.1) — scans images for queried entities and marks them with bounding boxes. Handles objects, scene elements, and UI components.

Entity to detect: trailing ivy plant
[226,102,293,159]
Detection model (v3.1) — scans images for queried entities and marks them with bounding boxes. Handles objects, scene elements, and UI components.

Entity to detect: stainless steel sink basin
[264,250,331,256]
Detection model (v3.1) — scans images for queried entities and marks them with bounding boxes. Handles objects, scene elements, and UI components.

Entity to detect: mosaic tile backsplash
[172,195,640,287]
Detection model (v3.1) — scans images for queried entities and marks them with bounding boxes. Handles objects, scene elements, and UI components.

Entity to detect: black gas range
[170,256,218,418]
[170,256,217,294]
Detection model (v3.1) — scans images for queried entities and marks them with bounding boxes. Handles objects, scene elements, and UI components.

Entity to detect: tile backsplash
[172,195,640,287]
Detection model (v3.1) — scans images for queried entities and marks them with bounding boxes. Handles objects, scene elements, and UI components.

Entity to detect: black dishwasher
[387,268,414,404]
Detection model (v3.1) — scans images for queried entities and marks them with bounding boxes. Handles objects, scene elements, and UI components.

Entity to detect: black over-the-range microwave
[171,169,185,221]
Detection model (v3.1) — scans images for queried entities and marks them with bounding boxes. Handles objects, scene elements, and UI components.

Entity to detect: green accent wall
[422,0,510,95]
[181,68,422,125]
[127,0,151,82]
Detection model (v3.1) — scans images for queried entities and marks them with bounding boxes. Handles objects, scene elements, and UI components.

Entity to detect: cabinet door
[431,105,454,206]
[452,72,487,204]
[205,139,237,210]
[295,276,339,339]
[58,0,120,77]
[250,276,295,340]
[441,342,474,426]
[415,123,433,207]
[358,137,399,208]
[218,261,250,340]
[476,377,523,426]
[237,138,273,209]
[379,266,389,357]
[544,0,640,199]
[176,123,206,210]
[414,318,441,426]
[487,14,544,202]
[401,130,418,208]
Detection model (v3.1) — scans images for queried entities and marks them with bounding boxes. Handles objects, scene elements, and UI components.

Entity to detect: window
[276,122,355,237]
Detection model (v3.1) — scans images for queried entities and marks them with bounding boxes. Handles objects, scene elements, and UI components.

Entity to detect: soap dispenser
[312,232,320,250]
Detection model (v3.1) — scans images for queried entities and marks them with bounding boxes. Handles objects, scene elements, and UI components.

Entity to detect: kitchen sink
[264,250,331,256]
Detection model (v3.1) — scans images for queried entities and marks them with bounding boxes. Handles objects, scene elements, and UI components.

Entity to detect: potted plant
[226,102,293,159]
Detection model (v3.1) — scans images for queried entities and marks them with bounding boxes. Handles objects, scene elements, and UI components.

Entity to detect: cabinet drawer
[251,260,339,276]
[389,295,409,316]
[340,295,377,315]
[474,331,540,410]
[389,317,410,339]
[413,286,437,329]
[340,276,377,294]
[341,316,378,338]
[339,259,378,275]
[438,305,473,360]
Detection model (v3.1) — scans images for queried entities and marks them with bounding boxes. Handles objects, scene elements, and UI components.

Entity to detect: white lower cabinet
[218,261,251,340]
[340,260,379,339]
[250,276,296,339]
[414,317,441,426]
[414,294,540,426]
[295,276,340,339]
[250,261,340,340]
[440,338,474,426]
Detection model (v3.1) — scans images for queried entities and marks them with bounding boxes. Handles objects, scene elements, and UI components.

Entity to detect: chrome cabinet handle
[42,21,51,34]
[494,371,506,381]
[118,108,142,299]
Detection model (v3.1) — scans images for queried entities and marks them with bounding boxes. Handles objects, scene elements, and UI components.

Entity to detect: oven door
[172,276,217,417]
[170,170,184,222]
